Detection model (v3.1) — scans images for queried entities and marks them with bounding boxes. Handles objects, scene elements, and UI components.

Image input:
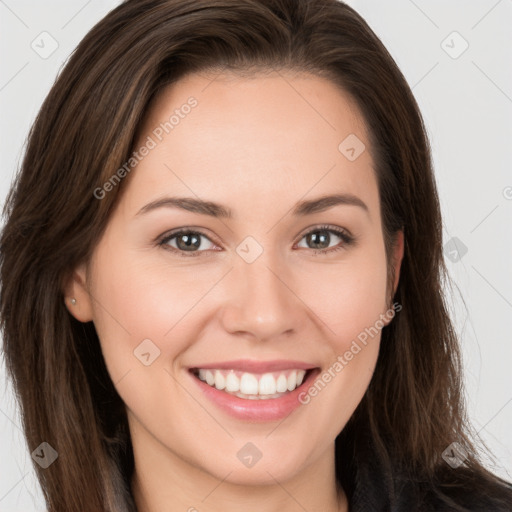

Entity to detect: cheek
[290,241,387,423]
[297,244,389,349]
[87,244,229,377]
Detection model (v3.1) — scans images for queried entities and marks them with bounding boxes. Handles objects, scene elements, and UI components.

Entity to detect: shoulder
[396,467,512,512]
[349,464,512,511]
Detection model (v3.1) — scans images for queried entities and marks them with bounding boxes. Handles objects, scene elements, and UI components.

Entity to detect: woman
[1,0,511,510]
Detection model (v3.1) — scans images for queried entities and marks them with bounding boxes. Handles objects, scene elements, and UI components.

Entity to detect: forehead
[124,70,378,220]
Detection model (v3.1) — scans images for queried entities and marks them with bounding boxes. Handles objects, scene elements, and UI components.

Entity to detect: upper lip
[189,359,318,373]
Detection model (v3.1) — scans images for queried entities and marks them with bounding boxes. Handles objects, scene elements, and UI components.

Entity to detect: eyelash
[157,225,356,258]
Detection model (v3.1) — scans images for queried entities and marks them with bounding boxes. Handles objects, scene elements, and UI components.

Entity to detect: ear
[62,263,94,322]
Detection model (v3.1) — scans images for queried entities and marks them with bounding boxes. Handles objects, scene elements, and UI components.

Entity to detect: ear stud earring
[70,298,77,305]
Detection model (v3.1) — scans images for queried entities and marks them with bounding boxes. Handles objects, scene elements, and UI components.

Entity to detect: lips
[190,359,317,373]
[187,360,321,421]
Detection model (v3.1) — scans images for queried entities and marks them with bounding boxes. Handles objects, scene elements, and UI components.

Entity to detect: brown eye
[304,229,332,250]
[159,230,217,256]
[296,225,355,254]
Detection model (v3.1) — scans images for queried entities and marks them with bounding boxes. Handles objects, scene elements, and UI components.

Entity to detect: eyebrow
[136,193,369,218]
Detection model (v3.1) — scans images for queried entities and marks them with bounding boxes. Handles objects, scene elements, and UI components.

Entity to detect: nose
[219,251,306,342]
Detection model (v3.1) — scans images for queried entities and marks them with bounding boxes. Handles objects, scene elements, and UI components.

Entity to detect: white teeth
[195,368,308,398]
[276,374,288,393]
[225,372,239,392]
[240,373,259,394]
[259,373,276,395]
[214,370,225,390]
[205,370,215,386]
[287,371,297,391]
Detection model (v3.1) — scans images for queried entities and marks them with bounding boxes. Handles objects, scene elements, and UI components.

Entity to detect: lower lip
[188,368,320,422]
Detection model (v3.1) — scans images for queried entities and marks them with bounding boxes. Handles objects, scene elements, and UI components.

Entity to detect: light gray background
[1,1,511,510]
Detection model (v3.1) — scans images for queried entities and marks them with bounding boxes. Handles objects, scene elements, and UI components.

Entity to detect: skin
[65,69,404,512]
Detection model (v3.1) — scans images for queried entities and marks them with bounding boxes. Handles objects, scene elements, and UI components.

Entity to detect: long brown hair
[1,1,511,510]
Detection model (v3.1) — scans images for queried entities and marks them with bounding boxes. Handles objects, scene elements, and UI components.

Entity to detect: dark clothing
[347,461,512,511]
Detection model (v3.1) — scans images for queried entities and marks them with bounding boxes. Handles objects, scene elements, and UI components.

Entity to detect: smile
[187,360,320,421]
[192,368,308,399]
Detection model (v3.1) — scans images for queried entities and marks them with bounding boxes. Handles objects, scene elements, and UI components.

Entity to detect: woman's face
[68,70,403,488]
